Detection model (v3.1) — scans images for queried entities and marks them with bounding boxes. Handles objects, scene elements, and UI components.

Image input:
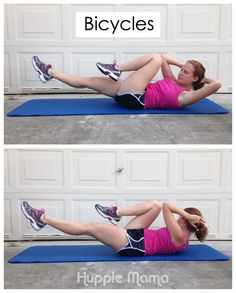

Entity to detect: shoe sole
[21,203,41,231]
[96,64,119,81]
[95,205,118,225]
[32,57,48,84]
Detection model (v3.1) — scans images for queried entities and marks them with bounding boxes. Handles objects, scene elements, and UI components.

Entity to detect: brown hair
[187,60,206,90]
[184,207,208,242]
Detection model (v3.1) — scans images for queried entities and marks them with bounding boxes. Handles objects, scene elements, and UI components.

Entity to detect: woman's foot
[32,56,53,84]
[21,201,46,231]
[95,204,121,225]
[96,60,121,81]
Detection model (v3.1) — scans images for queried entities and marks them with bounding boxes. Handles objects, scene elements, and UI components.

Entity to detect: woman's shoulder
[172,232,190,248]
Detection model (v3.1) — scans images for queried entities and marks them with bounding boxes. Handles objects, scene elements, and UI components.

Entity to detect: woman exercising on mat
[32,53,221,110]
[21,200,208,256]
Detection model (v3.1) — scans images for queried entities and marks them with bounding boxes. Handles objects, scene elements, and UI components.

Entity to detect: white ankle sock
[40,214,46,224]
[48,68,52,76]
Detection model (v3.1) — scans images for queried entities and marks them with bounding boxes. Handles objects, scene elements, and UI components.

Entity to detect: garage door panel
[225,52,232,91]
[71,151,117,188]
[225,199,232,239]
[124,152,169,188]
[176,5,220,40]
[16,150,64,188]
[224,5,232,40]
[4,199,12,238]
[16,5,63,40]
[4,52,11,93]
[4,5,9,40]
[176,151,222,188]
[4,150,9,188]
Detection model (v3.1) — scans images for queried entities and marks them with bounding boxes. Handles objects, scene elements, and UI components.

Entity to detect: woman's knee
[84,221,97,235]
[150,53,163,66]
[150,200,162,211]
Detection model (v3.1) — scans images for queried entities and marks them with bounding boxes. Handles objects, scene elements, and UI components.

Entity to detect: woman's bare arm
[162,202,190,246]
[179,77,221,106]
[161,54,184,79]
[161,54,185,68]
[163,202,206,240]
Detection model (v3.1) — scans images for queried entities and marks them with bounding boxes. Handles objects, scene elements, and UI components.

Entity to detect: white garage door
[4,4,232,94]
[4,148,232,240]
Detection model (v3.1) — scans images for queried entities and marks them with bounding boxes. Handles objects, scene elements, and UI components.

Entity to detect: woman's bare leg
[118,200,162,229]
[48,53,162,97]
[117,53,163,94]
[50,69,122,97]
[118,53,162,72]
[43,215,127,251]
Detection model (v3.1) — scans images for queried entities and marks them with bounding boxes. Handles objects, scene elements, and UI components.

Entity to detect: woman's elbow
[214,80,222,92]
[162,202,169,209]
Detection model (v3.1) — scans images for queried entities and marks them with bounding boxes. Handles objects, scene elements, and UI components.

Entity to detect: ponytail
[192,80,205,90]
[184,207,208,242]
[194,223,208,242]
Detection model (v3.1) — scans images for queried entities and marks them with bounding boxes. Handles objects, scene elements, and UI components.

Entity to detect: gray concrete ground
[4,240,231,289]
[4,93,231,144]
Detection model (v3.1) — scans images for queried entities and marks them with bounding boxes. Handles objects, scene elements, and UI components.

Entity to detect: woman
[32,53,221,110]
[21,200,208,257]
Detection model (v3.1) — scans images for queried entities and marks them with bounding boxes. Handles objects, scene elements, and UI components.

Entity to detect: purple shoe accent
[32,56,53,84]
[95,204,121,225]
[21,201,46,231]
[96,60,121,81]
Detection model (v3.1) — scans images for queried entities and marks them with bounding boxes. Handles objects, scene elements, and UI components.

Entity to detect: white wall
[4,148,232,240]
[4,4,232,94]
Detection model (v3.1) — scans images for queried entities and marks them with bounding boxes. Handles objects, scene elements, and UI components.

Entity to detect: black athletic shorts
[117,229,145,257]
[114,93,145,110]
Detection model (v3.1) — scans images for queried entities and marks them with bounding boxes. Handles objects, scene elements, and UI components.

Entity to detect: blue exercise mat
[8,244,229,263]
[7,98,229,117]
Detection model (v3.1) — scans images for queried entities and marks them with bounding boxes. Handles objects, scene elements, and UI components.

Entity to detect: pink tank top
[144,77,186,109]
[144,227,189,256]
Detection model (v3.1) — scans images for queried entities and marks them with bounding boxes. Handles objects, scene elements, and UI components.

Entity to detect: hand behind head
[188,215,205,229]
